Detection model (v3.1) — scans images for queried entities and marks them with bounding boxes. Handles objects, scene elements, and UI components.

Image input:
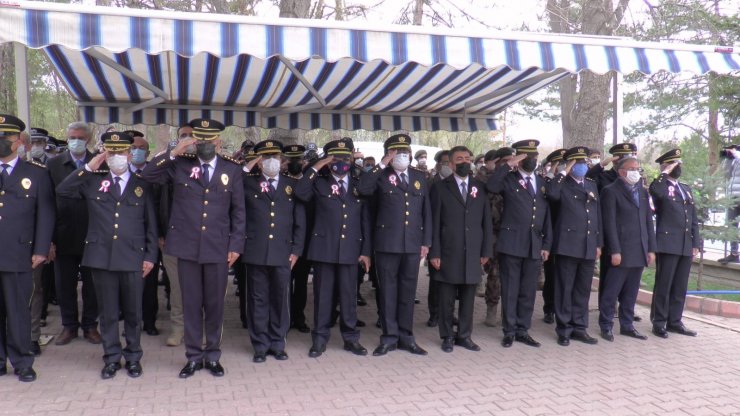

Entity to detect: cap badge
[0,116,5,123]
[338,142,346,148]
[529,141,535,147]
[578,148,584,153]
[676,149,681,156]
[623,144,630,150]
[202,120,210,128]
[266,141,273,147]
[111,134,120,141]
[399,137,406,143]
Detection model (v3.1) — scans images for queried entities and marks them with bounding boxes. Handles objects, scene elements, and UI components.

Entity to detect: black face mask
[455,162,471,177]
[287,160,303,175]
[520,157,537,173]
[669,165,682,179]
[195,142,216,161]
[0,139,13,158]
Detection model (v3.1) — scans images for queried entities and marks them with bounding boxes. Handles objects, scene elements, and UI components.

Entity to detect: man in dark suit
[0,114,55,382]
[649,149,700,338]
[429,146,493,353]
[425,150,450,327]
[599,156,656,341]
[142,119,246,378]
[56,132,158,379]
[486,140,552,348]
[241,140,305,362]
[541,148,568,325]
[293,138,371,358]
[234,140,256,330]
[358,134,432,357]
[546,147,602,346]
[47,122,102,346]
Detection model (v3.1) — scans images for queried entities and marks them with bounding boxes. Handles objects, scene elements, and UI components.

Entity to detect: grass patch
[639,266,740,302]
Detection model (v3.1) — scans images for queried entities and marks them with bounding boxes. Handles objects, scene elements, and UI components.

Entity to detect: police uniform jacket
[486,165,552,259]
[55,168,158,271]
[141,153,246,263]
[429,176,493,284]
[357,165,432,252]
[546,173,603,260]
[294,169,371,265]
[47,150,95,256]
[0,159,55,272]
[649,173,700,257]
[242,172,306,266]
[601,179,657,267]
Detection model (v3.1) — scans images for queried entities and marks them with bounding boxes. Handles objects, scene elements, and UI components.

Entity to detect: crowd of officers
[0,113,700,382]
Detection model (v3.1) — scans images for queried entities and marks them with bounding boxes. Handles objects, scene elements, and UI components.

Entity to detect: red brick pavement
[2,271,740,416]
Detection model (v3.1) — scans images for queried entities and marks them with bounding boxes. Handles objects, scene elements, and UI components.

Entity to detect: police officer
[293,138,371,358]
[649,149,700,338]
[542,148,568,325]
[141,119,246,378]
[0,114,55,382]
[546,147,602,346]
[241,140,305,362]
[599,156,656,341]
[29,128,51,165]
[429,145,493,353]
[234,140,257,330]
[358,134,432,357]
[56,132,158,379]
[486,140,552,348]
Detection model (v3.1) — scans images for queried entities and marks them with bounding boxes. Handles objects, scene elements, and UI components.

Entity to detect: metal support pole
[13,42,30,129]
[611,71,623,145]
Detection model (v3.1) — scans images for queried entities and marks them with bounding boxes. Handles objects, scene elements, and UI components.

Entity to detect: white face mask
[68,138,87,156]
[590,158,601,165]
[625,170,641,185]
[439,165,453,178]
[106,154,129,175]
[391,153,410,171]
[261,157,281,178]
[30,145,45,159]
[417,157,427,166]
[17,146,27,160]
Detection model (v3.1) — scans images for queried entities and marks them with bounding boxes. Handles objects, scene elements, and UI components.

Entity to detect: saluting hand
[171,137,196,157]
[565,159,576,174]
[381,149,398,166]
[507,154,528,169]
[87,151,108,171]
[662,161,680,175]
[313,155,335,171]
[245,155,262,172]
[142,261,154,277]
[601,155,619,168]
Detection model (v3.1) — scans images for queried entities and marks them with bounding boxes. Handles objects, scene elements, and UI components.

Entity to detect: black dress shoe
[0,366,6,376]
[144,326,160,336]
[372,343,396,356]
[514,334,541,348]
[30,341,41,357]
[426,318,438,327]
[667,324,697,337]
[204,361,225,377]
[571,331,598,345]
[308,344,326,358]
[268,350,289,360]
[357,294,367,306]
[600,329,614,342]
[178,361,203,378]
[414,298,421,304]
[292,322,310,333]
[375,318,382,328]
[343,341,368,356]
[620,328,648,340]
[441,337,454,353]
[454,338,481,351]
[652,327,669,338]
[125,361,143,378]
[557,335,570,346]
[356,319,366,328]
[501,335,514,348]
[399,342,428,355]
[634,315,642,322]
[101,362,122,380]
[241,321,248,329]
[16,367,37,382]
[253,352,267,363]
[719,253,740,264]
[543,313,555,324]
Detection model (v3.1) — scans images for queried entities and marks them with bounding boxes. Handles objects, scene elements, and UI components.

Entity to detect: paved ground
[2,271,740,416]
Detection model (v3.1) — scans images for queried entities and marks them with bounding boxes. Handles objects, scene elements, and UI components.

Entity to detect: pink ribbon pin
[668,185,675,198]
[260,181,270,193]
[190,166,201,180]
[99,180,111,193]
[331,184,340,195]
[518,179,526,189]
[389,174,398,187]
[470,186,478,198]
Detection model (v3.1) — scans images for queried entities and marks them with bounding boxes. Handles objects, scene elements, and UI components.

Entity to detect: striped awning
[1,1,738,132]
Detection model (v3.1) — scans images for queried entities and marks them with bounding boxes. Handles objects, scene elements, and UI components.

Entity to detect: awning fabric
[1,1,738,131]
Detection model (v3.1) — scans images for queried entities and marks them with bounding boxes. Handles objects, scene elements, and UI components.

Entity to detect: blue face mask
[571,163,588,178]
[67,139,87,156]
[130,148,147,165]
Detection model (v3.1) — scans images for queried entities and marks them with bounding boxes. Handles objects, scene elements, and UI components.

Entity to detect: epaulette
[91,169,110,174]
[27,160,47,169]
[221,155,243,165]
[178,153,196,159]
[586,177,595,182]
[133,172,143,178]
[246,172,261,177]
[281,172,300,180]
[409,165,425,173]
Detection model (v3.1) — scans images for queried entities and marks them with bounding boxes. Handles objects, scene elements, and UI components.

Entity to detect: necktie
[632,186,640,207]
[135,169,143,175]
[400,172,408,185]
[75,159,84,169]
[268,178,276,196]
[0,163,9,189]
[338,179,346,196]
[460,181,467,202]
[113,177,122,199]
[671,181,685,201]
[526,176,535,197]
[202,164,210,184]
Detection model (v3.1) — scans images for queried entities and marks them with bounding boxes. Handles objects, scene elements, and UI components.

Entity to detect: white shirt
[454,174,469,195]
[263,174,279,188]
[519,171,536,195]
[668,179,686,199]
[111,169,131,193]
[0,156,20,175]
[331,174,348,192]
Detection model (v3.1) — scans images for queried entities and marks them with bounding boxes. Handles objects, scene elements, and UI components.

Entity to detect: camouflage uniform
[475,167,502,309]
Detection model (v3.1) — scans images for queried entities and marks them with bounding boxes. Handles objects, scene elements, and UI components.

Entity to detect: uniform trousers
[437,282,476,340]
[498,253,541,337]
[542,255,556,314]
[427,263,439,320]
[30,264,45,342]
[178,259,228,362]
[54,254,97,331]
[554,255,595,337]
[246,264,291,353]
[311,262,359,346]
[290,256,310,327]
[234,261,247,326]
[0,271,33,369]
[91,268,143,364]
[651,253,692,329]
[375,252,421,346]
[161,254,183,337]
[142,260,159,329]
[598,265,643,332]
